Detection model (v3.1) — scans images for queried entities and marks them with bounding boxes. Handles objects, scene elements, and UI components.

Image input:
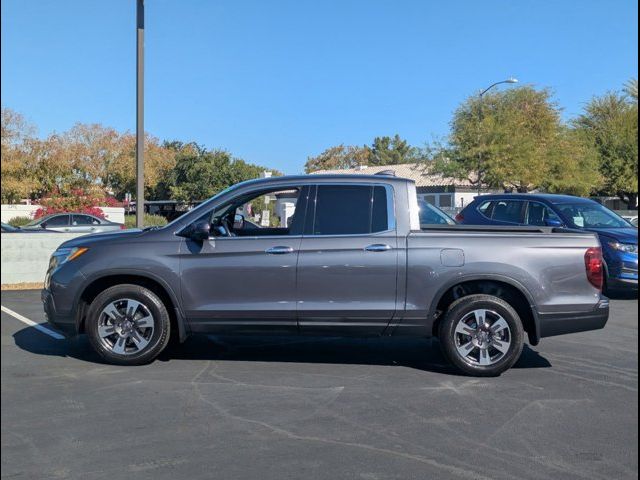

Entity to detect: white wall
[1,232,85,285]
[1,205,125,224]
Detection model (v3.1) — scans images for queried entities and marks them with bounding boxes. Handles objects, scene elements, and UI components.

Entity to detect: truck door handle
[265,246,295,255]
[364,244,392,252]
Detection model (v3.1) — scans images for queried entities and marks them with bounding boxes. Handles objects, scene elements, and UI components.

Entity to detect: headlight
[608,242,638,254]
[52,247,89,266]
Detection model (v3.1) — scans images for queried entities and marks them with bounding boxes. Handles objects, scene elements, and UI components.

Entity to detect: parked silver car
[22,213,124,233]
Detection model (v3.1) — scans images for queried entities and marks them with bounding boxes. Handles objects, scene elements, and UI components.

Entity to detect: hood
[58,228,148,249]
[587,227,638,245]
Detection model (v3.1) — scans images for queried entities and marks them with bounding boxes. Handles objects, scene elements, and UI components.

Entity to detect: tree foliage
[1,108,278,204]
[164,143,276,202]
[304,135,419,173]
[304,144,370,173]
[434,86,600,195]
[574,83,638,206]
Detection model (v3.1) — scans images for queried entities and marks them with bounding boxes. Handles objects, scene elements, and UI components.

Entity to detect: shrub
[7,216,33,227]
[124,214,168,229]
[33,188,122,219]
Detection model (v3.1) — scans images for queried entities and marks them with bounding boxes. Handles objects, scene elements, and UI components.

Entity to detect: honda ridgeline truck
[42,173,609,376]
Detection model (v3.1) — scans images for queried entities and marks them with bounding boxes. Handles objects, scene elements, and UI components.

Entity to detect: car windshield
[23,218,43,227]
[418,201,456,225]
[556,202,632,229]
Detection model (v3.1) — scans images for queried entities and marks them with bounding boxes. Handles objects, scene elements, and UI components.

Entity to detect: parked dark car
[43,175,609,376]
[457,194,638,292]
[21,213,124,233]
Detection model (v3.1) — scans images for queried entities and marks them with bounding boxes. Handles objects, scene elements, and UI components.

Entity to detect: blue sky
[2,0,637,174]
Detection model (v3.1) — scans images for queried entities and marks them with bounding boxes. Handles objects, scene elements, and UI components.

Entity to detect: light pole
[476,77,518,195]
[136,0,145,228]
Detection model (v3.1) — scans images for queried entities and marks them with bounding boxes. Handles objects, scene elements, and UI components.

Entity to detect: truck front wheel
[86,284,171,365]
[438,294,524,376]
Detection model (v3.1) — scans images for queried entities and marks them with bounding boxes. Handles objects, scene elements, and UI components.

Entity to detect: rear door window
[525,202,561,226]
[312,185,390,235]
[44,215,70,227]
[72,215,100,226]
[491,201,524,224]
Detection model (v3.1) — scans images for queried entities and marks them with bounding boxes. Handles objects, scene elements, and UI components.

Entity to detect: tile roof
[311,163,474,188]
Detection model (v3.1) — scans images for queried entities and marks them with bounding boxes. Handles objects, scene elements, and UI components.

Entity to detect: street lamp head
[506,77,519,84]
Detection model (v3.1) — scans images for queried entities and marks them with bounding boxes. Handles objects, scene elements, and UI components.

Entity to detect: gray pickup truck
[42,173,609,376]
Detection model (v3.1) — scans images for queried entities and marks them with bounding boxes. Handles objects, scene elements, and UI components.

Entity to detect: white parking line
[1,305,65,339]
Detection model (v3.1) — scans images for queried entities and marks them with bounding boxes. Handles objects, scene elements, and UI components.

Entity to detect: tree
[574,81,638,208]
[1,108,38,203]
[438,86,599,193]
[369,135,419,166]
[165,146,271,202]
[305,144,370,173]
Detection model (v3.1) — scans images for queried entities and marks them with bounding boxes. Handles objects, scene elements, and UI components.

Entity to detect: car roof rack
[374,170,396,176]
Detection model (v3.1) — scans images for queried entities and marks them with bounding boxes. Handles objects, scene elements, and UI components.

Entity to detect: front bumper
[41,289,77,337]
[537,298,610,338]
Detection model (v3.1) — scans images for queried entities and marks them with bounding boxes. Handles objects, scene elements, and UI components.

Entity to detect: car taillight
[455,212,464,222]
[584,247,604,291]
[120,224,126,230]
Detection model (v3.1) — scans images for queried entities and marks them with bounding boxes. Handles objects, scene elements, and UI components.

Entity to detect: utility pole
[136,0,145,228]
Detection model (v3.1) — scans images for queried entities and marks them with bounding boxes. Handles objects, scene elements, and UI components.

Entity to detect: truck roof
[238,173,413,188]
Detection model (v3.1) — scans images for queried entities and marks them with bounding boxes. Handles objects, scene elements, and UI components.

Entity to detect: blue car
[457,194,638,292]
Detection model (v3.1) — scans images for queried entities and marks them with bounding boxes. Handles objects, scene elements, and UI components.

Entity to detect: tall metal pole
[136,0,145,228]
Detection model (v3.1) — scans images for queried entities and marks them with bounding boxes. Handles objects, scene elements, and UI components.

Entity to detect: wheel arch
[75,271,189,343]
[429,275,540,345]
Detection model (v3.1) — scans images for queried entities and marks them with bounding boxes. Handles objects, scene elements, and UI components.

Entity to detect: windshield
[556,202,632,229]
[418,201,456,225]
[23,218,43,227]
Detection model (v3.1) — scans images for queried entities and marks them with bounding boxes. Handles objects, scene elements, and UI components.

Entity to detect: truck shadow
[12,327,551,375]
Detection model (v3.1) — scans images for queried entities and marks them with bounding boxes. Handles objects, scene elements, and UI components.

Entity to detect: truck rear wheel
[86,284,171,365]
[438,294,524,376]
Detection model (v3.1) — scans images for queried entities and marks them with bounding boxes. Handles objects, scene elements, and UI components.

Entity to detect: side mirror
[40,222,47,229]
[178,221,210,241]
[545,219,563,227]
[233,214,245,230]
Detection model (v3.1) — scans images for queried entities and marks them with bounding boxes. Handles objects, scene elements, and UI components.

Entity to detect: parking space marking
[1,305,65,339]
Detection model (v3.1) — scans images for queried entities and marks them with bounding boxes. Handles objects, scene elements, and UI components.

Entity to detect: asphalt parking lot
[1,290,637,480]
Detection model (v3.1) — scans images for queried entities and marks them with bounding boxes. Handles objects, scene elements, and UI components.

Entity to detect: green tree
[305,144,370,173]
[166,147,272,202]
[438,86,599,193]
[369,135,419,166]
[574,81,638,208]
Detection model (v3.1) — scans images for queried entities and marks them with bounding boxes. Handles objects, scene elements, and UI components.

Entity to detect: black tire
[438,294,524,377]
[86,284,171,365]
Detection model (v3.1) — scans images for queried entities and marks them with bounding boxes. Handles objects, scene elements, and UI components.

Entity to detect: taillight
[584,247,604,291]
[455,212,464,223]
[120,224,126,230]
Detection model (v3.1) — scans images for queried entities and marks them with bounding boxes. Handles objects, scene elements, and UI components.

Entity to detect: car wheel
[86,284,171,365]
[438,294,524,377]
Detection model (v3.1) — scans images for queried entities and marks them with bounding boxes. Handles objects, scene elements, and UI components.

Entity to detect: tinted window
[371,186,388,232]
[478,201,494,217]
[491,201,523,223]
[72,215,100,226]
[44,215,69,227]
[313,185,389,235]
[525,202,561,226]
